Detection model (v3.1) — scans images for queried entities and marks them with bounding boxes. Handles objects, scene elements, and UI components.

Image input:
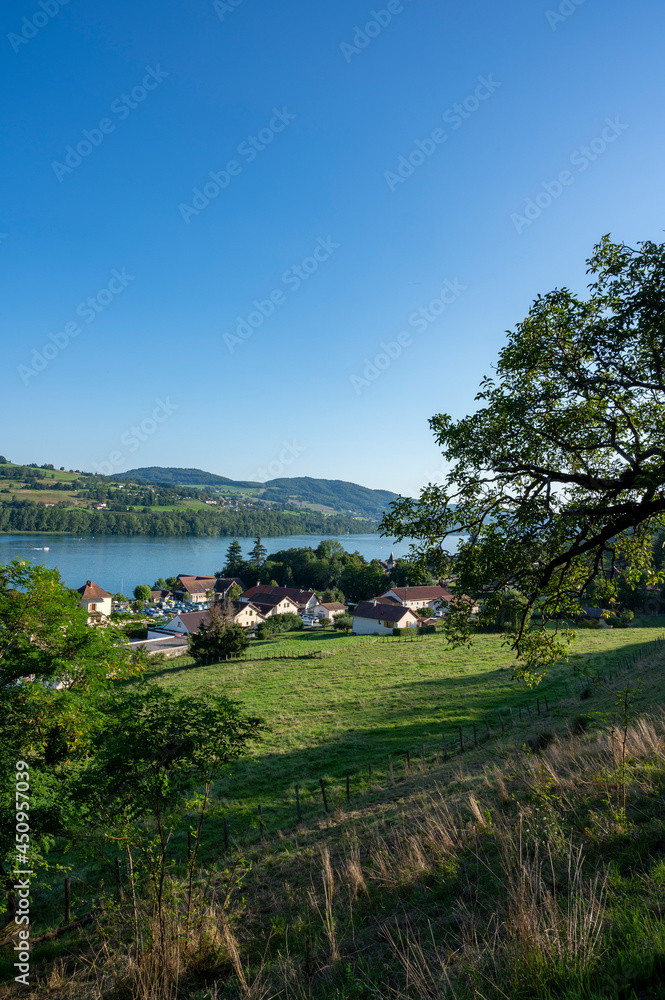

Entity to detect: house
[379,585,462,612]
[247,593,300,618]
[378,551,397,572]
[148,602,265,639]
[351,600,419,635]
[213,577,247,598]
[77,580,113,619]
[150,588,171,603]
[311,601,347,620]
[239,585,319,614]
[173,575,218,603]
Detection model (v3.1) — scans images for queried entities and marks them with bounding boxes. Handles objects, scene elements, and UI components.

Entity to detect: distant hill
[118,468,400,519]
[117,467,259,489]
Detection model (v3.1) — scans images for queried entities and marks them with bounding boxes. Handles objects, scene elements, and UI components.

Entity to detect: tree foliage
[381,238,665,680]
[188,619,249,661]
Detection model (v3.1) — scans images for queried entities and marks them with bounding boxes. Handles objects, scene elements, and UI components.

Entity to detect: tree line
[0,500,371,538]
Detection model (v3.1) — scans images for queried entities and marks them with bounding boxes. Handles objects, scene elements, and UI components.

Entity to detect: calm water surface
[0,533,421,594]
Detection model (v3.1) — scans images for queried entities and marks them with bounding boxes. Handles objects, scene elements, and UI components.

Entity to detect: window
[90,603,97,612]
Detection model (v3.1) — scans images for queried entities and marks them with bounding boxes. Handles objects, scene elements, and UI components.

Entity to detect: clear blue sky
[2,0,663,495]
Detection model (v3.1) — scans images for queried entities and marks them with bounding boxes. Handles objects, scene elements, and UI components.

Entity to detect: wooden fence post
[258,804,264,838]
[472,722,477,747]
[459,726,465,752]
[405,750,411,774]
[319,778,329,814]
[421,743,426,769]
[295,785,302,823]
[389,755,394,783]
[442,733,448,759]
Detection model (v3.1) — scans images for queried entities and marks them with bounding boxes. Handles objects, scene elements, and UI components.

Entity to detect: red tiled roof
[77,580,112,600]
[176,575,218,594]
[241,585,318,606]
[381,586,456,603]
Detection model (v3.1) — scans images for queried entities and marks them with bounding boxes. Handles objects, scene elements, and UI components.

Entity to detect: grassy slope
[145,623,665,847]
[4,624,665,996]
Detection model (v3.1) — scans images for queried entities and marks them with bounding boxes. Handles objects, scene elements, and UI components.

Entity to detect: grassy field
[3,623,665,996]
[142,623,665,849]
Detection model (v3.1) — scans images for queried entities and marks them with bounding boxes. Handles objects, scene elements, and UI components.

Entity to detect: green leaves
[381,237,665,679]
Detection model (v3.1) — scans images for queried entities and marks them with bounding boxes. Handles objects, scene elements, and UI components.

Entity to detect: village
[76,569,460,656]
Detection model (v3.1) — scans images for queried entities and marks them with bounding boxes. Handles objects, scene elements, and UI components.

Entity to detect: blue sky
[2,0,664,495]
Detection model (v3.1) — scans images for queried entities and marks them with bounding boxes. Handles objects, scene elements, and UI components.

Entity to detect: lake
[0,533,422,594]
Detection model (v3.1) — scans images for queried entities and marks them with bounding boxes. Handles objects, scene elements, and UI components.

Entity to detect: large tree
[381,238,665,680]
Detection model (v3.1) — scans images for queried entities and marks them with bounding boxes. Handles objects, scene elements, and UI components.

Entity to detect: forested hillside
[0,500,368,537]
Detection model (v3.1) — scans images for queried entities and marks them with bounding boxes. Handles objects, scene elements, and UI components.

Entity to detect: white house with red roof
[379,585,458,611]
[77,580,113,619]
[351,599,419,635]
[311,601,347,620]
[239,585,319,614]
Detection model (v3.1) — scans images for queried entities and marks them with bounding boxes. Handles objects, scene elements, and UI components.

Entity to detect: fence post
[442,733,448,759]
[459,726,465,752]
[258,804,264,838]
[389,755,394,783]
[64,877,71,923]
[544,695,549,714]
[473,722,477,747]
[499,711,504,733]
[421,743,426,769]
[369,763,373,789]
[346,771,350,801]
[485,715,490,739]
[295,785,302,823]
[319,778,329,814]
[406,750,411,775]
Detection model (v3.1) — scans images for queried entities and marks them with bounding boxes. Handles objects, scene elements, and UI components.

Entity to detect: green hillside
[119,467,401,519]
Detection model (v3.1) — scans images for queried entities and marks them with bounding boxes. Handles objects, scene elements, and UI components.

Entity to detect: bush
[189,622,249,661]
[256,613,303,640]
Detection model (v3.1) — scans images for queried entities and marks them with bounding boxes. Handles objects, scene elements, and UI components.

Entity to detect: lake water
[0,533,420,594]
